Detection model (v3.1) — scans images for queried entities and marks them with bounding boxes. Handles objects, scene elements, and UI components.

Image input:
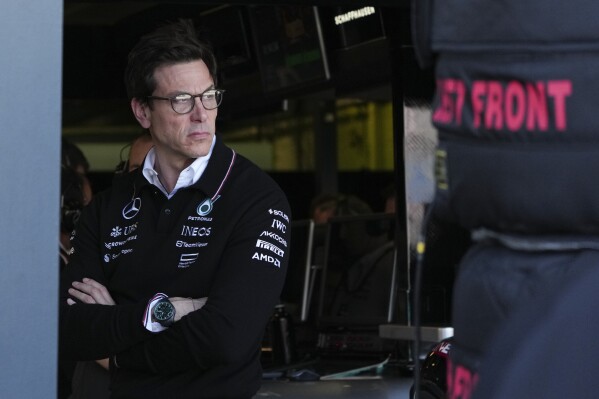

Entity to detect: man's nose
[191,97,207,121]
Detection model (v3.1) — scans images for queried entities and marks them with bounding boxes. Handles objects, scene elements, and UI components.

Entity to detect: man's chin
[186,145,212,159]
[185,137,213,157]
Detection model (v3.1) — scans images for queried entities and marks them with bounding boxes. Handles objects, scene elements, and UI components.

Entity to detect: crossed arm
[67,278,207,369]
[67,278,207,320]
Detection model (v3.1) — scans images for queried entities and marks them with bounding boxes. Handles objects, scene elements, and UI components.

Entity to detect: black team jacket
[60,137,291,398]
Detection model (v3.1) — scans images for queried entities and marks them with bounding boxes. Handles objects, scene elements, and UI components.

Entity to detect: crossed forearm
[67,278,207,366]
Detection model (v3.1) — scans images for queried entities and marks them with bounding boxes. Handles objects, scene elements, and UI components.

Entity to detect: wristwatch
[152,298,176,327]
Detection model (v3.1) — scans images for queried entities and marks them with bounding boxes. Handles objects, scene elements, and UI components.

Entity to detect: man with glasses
[60,19,291,398]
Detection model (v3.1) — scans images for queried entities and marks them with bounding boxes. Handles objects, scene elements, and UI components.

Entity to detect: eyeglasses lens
[171,91,223,113]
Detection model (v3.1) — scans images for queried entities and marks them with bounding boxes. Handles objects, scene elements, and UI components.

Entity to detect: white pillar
[0,1,62,397]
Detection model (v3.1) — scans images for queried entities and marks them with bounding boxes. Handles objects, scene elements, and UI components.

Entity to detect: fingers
[68,285,95,304]
[68,278,116,305]
[80,278,116,305]
[170,298,193,321]
[169,297,208,321]
[170,297,189,322]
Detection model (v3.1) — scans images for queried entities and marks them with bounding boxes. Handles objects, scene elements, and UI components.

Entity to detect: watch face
[154,301,175,321]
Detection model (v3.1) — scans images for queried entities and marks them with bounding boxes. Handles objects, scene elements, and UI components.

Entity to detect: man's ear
[131,98,151,129]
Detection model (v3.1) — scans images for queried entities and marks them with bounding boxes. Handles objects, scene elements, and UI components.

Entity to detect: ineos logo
[181,225,212,237]
[122,197,142,220]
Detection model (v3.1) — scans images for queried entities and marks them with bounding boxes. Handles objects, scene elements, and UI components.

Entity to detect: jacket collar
[129,135,236,200]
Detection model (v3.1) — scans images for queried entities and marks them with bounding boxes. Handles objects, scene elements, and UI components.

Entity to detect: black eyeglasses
[147,89,225,114]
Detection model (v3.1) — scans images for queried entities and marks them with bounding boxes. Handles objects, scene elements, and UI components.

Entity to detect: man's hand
[170,297,208,322]
[67,278,116,306]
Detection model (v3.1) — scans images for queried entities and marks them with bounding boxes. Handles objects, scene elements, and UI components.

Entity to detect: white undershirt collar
[142,137,216,199]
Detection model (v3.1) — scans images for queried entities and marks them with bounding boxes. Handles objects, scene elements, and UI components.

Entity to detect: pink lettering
[451,78,465,126]
[548,80,572,131]
[526,82,548,131]
[485,81,504,130]
[438,77,571,133]
[446,358,454,395]
[433,79,452,124]
[505,81,526,131]
[433,78,466,125]
[471,81,486,129]
[454,366,471,399]
[447,358,478,399]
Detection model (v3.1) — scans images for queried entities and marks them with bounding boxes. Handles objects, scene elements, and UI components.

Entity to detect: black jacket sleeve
[59,195,151,361]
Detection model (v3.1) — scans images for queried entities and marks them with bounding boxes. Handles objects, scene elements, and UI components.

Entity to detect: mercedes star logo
[122,197,142,220]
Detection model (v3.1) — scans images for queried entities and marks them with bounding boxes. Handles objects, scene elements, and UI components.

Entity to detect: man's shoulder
[231,154,284,192]
[212,140,289,206]
[232,152,265,174]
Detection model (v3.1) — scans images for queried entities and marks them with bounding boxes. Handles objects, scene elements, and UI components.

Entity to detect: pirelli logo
[255,239,284,257]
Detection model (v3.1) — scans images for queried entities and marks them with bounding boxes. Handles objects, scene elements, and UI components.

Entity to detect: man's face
[313,201,337,224]
[132,60,217,165]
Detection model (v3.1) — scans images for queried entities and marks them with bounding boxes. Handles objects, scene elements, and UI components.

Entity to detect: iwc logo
[197,195,220,216]
[122,197,142,220]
